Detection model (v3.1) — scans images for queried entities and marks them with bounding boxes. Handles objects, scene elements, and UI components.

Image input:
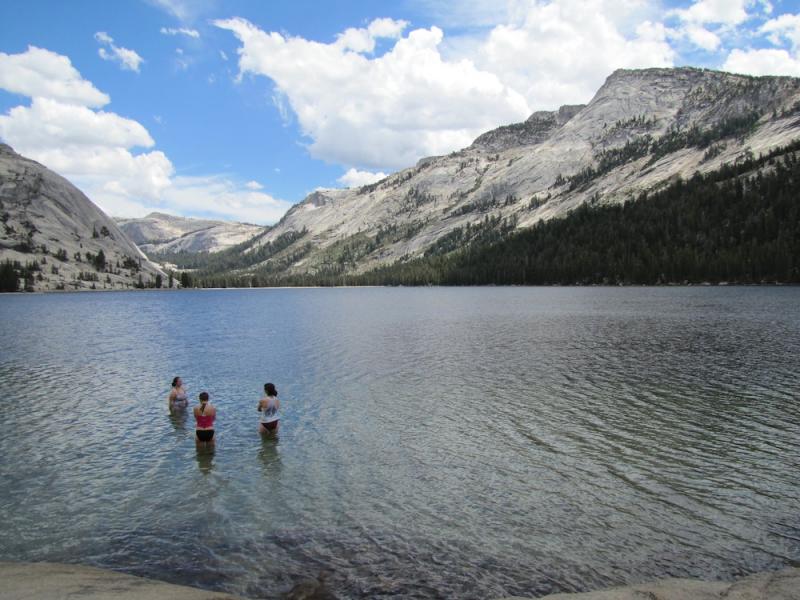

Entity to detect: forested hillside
[184,141,800,288]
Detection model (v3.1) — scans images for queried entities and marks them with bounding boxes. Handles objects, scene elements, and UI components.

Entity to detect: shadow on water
[195,445,215,474]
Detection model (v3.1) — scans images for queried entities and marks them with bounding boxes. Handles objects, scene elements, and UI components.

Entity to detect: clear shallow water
[0,287,798,599]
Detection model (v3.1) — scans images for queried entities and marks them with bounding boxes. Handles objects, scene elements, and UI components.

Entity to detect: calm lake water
[0,287,798,599]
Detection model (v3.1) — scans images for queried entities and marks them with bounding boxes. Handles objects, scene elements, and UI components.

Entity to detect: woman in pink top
[193,391,216,446]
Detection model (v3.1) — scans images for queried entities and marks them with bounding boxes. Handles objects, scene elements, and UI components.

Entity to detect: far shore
[5,281,799,295]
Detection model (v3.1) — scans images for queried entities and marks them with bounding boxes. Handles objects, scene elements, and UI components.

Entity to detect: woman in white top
[168,376,189,412]
[257,382,280,435]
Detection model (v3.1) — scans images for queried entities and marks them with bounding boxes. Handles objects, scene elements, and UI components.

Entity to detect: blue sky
[1,0,799,224]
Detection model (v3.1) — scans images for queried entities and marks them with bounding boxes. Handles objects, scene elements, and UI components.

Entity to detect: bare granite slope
[235,67,800,279]
[116,212,265,255]
[0,144,166,291]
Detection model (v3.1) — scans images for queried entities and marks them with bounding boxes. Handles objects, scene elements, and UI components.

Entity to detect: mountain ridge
[185,67,800,283]
[116,212,265,255]
[0,144,166,291]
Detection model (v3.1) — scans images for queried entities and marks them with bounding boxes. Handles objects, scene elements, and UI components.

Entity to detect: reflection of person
[257,383,280,435]
[195,446,214,474]
[168,376,188,412]
[194,391,216,446]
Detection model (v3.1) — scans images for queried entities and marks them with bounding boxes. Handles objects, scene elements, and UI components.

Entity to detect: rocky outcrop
[225,67,800,280]
[498,567,800,600]
[1,562,796,600]
[0,561,246,599]
[0,144,166,291]
[116,212,265,255]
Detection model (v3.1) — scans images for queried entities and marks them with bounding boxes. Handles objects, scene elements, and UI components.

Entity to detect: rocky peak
[470,103,585,153]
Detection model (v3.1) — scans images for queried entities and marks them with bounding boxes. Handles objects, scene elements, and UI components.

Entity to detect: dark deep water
[0,287,798,598]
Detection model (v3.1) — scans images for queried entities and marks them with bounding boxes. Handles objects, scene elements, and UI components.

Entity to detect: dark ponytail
[172,376,180,388]
[264,383,277,397]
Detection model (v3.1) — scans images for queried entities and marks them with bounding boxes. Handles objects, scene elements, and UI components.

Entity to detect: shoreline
[1,561,797,600]
[3,281,799,295]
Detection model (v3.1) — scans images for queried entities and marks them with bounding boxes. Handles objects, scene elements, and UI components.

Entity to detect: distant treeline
[187,140,800,288]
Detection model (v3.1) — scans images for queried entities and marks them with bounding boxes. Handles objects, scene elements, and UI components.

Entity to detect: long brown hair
[199,391,209,414]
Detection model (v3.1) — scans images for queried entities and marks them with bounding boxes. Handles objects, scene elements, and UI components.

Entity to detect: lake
[0,287,798,599]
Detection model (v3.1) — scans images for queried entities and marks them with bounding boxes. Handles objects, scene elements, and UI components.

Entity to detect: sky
[1,0,800,225]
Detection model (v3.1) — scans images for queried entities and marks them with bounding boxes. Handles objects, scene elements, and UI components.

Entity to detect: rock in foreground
[499,567,800,600]
[0,561,246,600]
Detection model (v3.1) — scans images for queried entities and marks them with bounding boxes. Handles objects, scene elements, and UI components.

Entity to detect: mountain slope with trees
[172,68,800,287]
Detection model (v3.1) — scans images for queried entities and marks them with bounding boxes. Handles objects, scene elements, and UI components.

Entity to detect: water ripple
[0,287,799,598]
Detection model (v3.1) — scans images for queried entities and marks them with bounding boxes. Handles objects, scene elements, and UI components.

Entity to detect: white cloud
[163,175,293,223]
[95,32,144,72]
[334,18,409,53]
[220,50,229,61]
[760,13,800,49]
[214,17,530,171]
[160,26,200,38]
[672,0,751,26]
[684,23,722,50]
[338,168,388,188]
[0,46,109,107]
[0,97,173,203]
[472,0,675,111]
[0,46,290,225]
[95,31,113,45]
[245,180,263,190]
[0,97,153,149]
[367,18,409,39]
[723,47,800,76]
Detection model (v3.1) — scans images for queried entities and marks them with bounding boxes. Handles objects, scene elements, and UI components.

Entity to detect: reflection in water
[258,437,282,477]
[0,287,799,600]
[168,408,188,432]
[195,446,215,474]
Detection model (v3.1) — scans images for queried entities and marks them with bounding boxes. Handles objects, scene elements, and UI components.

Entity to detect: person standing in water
[257,383,280,435]
[168,376,188,412]
[194,391,216,446]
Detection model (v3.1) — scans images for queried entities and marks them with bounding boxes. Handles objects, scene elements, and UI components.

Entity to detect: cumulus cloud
[214,4,679,171]
[684,24,722,50]
[719,11,800,76]
[0,46,109,107]
[163,175,294,223]
[0,97,172,203]
[0,97,154,150]
[214,17,530,171]
[338,168,388,188]
[0,46,290,224]
[245,180,263,190]
[0,48,165,206]
[723,48,800,76]
[672,0,751,26]
[472,0,675,110]
[760,13,800,49]
[95,32,144,72]
[334,17,409,53]
[160,26,200,38]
